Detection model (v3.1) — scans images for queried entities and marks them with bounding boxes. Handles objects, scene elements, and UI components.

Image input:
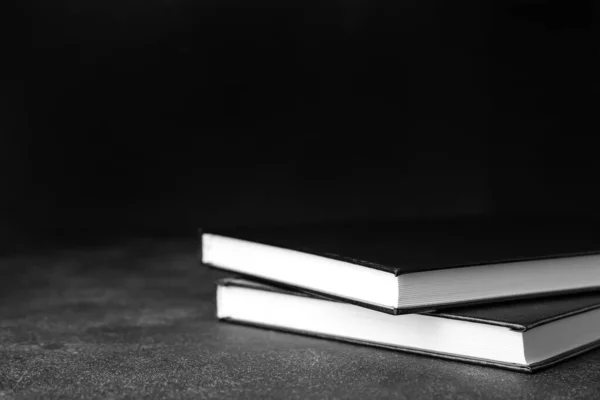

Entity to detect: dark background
[2,0,599,250]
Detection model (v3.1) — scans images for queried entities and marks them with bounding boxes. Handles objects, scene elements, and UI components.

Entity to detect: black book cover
[204,219,600,275]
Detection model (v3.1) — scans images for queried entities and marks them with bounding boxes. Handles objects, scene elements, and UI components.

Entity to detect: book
[217,278,600,372]
[201,221,600,314]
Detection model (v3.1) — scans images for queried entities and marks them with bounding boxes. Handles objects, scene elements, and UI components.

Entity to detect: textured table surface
[2,239,600,399]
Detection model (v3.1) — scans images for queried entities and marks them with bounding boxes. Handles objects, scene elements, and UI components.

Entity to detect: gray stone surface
[1,239,600,399]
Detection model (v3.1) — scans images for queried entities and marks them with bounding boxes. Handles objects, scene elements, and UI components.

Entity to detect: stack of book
[200,221,600,372]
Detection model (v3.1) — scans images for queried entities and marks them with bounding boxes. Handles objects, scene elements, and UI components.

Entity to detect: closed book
[201,220,600,314]
[217,278,600,372]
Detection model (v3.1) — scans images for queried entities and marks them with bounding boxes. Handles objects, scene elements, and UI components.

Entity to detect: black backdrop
[2,0,599,248]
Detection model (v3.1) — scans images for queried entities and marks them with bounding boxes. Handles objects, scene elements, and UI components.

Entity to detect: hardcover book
[201,221,600,314]
[217,278,600,372]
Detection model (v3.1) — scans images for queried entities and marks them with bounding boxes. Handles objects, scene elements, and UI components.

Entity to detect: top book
[200,220,600,314]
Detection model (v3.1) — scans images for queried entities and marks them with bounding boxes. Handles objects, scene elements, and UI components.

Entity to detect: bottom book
[216,278,600,372]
